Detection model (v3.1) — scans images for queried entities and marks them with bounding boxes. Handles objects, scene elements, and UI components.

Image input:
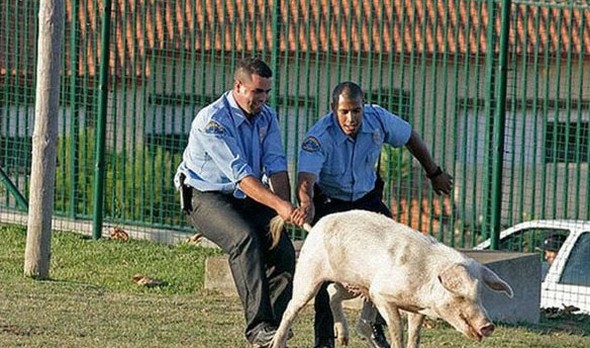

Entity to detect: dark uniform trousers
[312,178,391,346]
[186,188,296,343]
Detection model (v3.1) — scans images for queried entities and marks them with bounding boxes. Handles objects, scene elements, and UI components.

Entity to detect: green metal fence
[1,0,589,249]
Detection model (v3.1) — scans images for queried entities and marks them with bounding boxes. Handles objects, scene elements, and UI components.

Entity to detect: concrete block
[205,248,541,324]
[463,250,541,324]
[204,254,365,309]
[205,256,237,297]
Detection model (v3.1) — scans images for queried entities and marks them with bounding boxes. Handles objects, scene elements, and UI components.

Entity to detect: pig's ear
[438,264,471,295]
[480,265,514,298]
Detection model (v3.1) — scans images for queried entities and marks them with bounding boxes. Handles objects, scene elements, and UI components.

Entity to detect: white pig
[270,210,513,348]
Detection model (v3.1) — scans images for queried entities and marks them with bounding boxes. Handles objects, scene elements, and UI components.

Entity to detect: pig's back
[312,210,465,279]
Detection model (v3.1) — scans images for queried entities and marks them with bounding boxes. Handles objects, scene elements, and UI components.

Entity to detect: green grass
[1,224,589,347]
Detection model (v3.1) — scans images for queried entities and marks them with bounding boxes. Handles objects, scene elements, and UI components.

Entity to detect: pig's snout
[479,323,495,338]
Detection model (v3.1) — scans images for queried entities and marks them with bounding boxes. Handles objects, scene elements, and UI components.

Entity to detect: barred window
[545,121,589,163]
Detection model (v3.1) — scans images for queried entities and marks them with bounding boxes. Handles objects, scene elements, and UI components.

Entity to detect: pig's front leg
[373,300,404,348]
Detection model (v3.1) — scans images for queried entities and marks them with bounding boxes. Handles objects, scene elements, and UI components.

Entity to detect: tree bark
[24,0,64,279]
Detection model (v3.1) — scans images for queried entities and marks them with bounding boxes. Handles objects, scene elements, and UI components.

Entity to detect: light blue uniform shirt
[298,104,412,201]
[175,91,288,198]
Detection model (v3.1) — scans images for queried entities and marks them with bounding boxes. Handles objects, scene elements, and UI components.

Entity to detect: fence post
[482,0,498,244]
[490,0,512,250]
[69,0,80,219]
[270,0,281,109]
[92,0,113,240]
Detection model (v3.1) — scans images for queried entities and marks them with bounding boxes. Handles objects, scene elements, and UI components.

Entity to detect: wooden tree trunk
[24,0,64,279]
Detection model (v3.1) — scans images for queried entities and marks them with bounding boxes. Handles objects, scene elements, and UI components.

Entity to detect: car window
[560,232,590,286]
[498,228,568,253]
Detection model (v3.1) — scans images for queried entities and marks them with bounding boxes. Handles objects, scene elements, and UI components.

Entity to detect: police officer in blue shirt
[175,57,305,348]
[296,81,453,348]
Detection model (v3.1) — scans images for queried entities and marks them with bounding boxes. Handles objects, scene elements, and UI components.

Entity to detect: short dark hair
[542,234,567,252]
[331,81,364,105]
[234,57,272,82]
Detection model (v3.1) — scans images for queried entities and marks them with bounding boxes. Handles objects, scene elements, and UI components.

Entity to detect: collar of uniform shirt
[331,113,369,144]
[227,91,260,125]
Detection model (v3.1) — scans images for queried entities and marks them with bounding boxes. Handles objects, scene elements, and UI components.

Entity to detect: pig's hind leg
[327,282,358,346]
[271,255,326,348]
[406,312,425,348]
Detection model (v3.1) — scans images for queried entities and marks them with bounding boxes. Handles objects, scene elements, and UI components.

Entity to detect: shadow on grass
[500,309,590,337]
[421,309,590,337]
[30,277,108,294]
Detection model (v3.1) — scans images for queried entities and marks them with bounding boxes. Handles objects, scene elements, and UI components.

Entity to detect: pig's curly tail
[268,215,312,249]
[268,215,286,249]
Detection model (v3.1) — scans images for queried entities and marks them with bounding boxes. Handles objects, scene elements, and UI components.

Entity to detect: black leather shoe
[252,327,293,348]
[356,318,390,348]
[251,326,276,348]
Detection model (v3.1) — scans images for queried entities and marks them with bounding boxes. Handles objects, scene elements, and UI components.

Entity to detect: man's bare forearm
[239,175,292,218]
[268,171,291,202]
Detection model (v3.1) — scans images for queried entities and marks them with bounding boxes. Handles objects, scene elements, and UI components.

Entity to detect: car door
[541,231,590,314]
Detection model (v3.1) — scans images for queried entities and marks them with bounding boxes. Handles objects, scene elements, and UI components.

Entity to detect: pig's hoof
[334,322,349,345]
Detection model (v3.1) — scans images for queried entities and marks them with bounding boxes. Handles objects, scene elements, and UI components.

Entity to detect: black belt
[314,175,384,206]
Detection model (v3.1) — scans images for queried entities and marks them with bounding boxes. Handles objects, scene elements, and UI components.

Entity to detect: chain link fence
[1,0,589,248]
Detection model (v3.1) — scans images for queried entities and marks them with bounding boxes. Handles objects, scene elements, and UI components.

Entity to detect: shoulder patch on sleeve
[204,120,226,136]
[301,136,321,152]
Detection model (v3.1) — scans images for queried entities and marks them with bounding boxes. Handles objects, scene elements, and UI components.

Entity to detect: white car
[474,220,590,314]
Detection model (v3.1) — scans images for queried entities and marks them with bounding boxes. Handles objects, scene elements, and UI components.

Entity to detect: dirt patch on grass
[0,324,45,336]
